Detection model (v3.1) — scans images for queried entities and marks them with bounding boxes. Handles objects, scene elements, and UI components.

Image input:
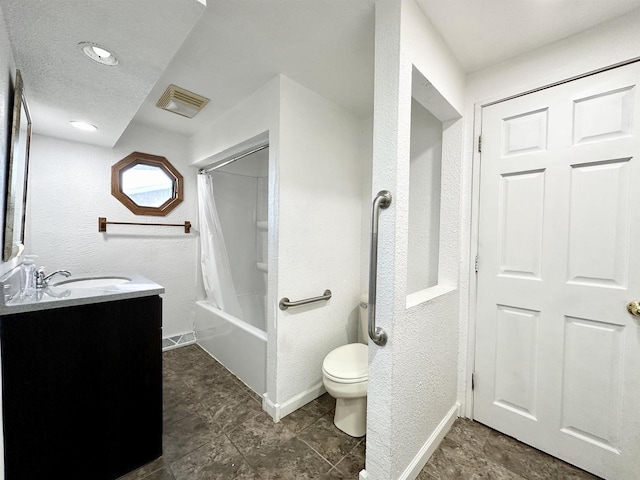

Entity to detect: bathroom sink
[52,276,132,289]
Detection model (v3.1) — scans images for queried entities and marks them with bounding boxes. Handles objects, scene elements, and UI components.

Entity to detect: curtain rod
[198,144,269,175]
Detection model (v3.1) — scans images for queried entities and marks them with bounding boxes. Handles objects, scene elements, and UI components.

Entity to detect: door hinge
[478,135,482,153]
[475,255,479,273]
[472,372,476,391]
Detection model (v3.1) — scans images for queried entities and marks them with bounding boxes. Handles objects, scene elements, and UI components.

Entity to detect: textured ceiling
[0,0,205,146]
[131,0,376,137]
[3,0,639,145]
[415,0,640,72]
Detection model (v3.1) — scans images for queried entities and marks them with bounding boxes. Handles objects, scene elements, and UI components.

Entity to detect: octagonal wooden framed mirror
[111,152,183,216]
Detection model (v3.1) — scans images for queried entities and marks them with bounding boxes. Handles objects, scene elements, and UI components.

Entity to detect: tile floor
[120,345,600,480]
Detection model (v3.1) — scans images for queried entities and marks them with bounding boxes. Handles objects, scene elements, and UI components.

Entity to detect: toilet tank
[359,296,368,345]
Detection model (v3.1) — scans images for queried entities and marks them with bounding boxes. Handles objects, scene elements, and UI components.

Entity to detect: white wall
[275,76,363,410]
[367,1,465,478]
[25,123,197,337]
[458,7,640,416]
[359,116,373,303]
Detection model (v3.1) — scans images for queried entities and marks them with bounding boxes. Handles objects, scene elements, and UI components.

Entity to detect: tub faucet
[35,268,72,289]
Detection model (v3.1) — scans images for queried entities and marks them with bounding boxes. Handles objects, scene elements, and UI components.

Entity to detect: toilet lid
[322,343,368,382]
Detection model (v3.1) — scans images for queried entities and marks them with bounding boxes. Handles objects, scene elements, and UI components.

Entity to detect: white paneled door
[475,62,640,479]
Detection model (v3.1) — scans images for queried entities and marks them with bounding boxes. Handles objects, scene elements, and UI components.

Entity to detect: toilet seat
[322,343,368,384]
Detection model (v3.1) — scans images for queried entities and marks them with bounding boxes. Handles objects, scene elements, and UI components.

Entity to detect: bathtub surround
[191,75,364,421]
[210,153,268,328]
[25,123,198,338]
[195,147,269,394]
[195,301,267,394]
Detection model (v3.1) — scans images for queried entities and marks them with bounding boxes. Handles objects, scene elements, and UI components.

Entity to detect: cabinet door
[0,296,162,480]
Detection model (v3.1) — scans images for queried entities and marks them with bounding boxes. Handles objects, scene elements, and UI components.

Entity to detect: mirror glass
[3,70,32,262]
[121,164,174,208]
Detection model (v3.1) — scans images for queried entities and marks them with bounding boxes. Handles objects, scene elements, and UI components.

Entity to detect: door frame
[465,56,640,420]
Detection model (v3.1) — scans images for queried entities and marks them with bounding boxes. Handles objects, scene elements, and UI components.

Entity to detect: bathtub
[195,299,266,395]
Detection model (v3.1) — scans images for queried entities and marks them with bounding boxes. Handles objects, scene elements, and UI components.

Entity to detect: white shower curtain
[197,174,243,320]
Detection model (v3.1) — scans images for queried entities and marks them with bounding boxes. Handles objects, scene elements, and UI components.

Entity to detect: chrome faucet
[35,268,72,289]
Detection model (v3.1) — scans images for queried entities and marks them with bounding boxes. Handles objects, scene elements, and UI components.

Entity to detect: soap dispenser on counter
[20,255,38,298]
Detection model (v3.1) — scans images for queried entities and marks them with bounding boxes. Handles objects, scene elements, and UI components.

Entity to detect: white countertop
[0,273,165,315]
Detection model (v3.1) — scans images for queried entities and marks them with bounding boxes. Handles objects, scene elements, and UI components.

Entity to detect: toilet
[322,298,368,437]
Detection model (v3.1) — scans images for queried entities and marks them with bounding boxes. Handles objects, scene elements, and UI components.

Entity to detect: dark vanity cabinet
[0,295,162,480]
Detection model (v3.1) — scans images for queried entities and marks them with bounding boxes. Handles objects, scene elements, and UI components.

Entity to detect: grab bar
[279,289,332,310]
[368,190,391,346]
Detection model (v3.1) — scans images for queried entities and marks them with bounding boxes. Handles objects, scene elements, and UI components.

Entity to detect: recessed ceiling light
[70,121,98,132]
[79,42,119,66]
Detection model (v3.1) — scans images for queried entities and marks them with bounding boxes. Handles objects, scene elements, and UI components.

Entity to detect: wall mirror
[111,152,183,216]
[3,70,32,262]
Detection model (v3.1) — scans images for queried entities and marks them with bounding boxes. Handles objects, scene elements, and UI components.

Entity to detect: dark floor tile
[415,471,438,480]
[298,413,361,465]
[205,395,264,433]
[162,366,183,387]
[423,437,525,480]
[163,346,207,371]
[180,364,232,387]
[232,467,262,480]
[333,440,365,478]
[118,457,167,480]
[323,467,352,479]
[144,468,175,480]
[248,436,334,479]
[186,379,243,413]
[184,367,242,392]
[162,410,221,462]
[446,419,492,453]
[165,344,204,359]
[163,392,198,427]
[482,431,562,480]
[163,382,187,408]
[170,433,252,480]
[554,461,601,479]
[227,411,296,460]
[280,400,334,434]
[314,393,337,413]
[246,389,264,405]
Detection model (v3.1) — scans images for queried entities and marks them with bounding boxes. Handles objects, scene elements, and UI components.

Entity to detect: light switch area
[406,97,443,297]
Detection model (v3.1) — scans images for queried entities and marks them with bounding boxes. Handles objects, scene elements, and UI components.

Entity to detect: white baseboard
[263,382,327,422]
[358,403,459,480]
[397,402,460,480]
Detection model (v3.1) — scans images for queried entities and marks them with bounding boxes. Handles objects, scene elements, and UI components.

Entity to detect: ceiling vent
[156,84,209,118]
